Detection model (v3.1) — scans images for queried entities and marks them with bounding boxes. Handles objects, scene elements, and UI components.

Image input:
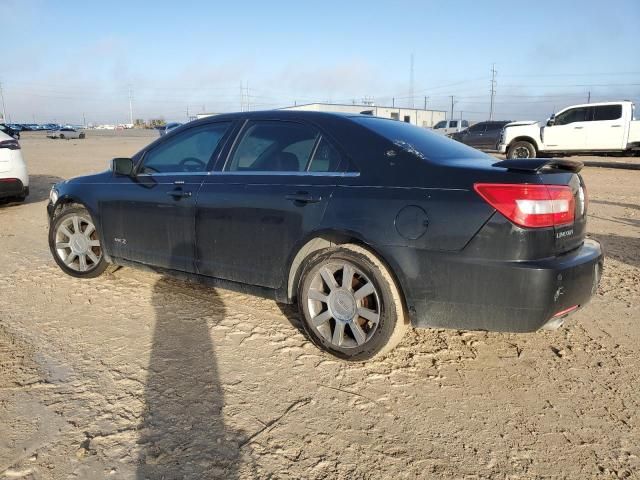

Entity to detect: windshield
[354,116,490,162]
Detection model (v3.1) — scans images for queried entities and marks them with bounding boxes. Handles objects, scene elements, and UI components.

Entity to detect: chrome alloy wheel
[306,261,381,348]
[54,215,102,272]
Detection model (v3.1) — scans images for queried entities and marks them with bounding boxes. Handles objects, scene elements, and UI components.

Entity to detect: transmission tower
[489,64,497,121]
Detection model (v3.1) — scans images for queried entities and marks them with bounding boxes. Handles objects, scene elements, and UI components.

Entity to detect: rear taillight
[474,183,575,228]
[0,139,20,150]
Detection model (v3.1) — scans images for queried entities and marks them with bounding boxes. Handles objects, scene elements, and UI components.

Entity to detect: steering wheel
[179,157,206,172]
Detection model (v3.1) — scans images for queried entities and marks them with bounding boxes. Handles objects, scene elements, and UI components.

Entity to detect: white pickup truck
[432,119,469,136]
[498,101,640,159]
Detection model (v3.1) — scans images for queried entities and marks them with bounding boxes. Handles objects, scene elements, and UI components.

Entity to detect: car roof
[186,109,363,130]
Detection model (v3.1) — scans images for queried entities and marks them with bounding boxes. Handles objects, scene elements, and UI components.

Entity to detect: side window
[141,123,230,174]
[433,120,446,129]
[468,123,486,133]
[226,121,319,172]
[555,107,589,126]
[308,137,342,172]
[593,105,622,121]
[485,123,502,132]
[449,120,458,128]
[462,120,469,128]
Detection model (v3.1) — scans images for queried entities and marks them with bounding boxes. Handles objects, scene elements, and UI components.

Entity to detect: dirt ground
[0,131,638,479]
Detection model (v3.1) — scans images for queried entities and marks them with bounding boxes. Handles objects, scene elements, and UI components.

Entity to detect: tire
[79,133,85,139]
[507,140,536,159]
[49,205,112,278]
[297,244,408,361]
[59,134,65,140]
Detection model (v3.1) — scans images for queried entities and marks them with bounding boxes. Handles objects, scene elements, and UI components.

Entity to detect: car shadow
[137,254,252,478]
[276,301,305,333]
[0,174,64,207]
[589,233,640,269]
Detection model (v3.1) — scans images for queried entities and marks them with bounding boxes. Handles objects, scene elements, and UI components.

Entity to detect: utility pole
[450,96,456,122]
[186,106,190,121]
[0,82,7,124]
[409,53,415,109]
[239,82,244,112]
[82,112,86,126]
[392,97,395,107]
[489,63,497,121]
[424,96,428,110]
[587,91,591,103]
[128,85,133,125]
[246,81,250,112]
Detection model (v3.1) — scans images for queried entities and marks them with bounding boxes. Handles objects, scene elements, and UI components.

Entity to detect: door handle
[611,125,622,128]
[167,189,192,199]
[574,126,584,129]
[285,192,321,204]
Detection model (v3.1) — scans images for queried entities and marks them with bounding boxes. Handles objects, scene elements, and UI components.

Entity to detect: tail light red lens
[0,139,20,150]
[474,183,575,228]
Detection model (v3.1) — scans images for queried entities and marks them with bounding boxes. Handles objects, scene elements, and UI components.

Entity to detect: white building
[281,102,447,128]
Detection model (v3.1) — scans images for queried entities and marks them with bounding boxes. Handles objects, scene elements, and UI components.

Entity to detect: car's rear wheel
[507,140,536,159]
[79,133,85,139]
[59,134,65,140]
[49,205,111,278]
[298,244,408,361]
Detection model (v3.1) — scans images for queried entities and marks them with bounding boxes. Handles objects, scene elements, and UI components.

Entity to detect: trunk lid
[493,159,587,254]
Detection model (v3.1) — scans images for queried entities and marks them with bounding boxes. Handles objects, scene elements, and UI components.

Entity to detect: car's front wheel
[507,140,536,159]
[49,205,111,278]
[298,244,408,361]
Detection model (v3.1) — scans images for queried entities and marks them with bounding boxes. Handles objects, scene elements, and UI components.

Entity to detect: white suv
[0,131,29,202]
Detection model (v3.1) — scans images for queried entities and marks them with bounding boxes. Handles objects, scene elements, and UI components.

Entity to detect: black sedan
[46,111,603,361]
[449,120,511,150]
[0,123,20,140]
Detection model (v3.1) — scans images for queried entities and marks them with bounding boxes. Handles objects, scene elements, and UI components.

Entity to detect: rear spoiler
[492,158,583,173]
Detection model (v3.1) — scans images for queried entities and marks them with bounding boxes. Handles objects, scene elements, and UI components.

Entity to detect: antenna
[489,64,497,121]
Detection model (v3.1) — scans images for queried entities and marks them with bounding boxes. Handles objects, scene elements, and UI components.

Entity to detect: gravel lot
[1,131,638,479]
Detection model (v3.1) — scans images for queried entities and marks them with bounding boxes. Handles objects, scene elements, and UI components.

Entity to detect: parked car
[48,127,85,140]
[499,101,640,159]
[449,120,512,150]
[159,122,183,136]
[432,119,469,136]
[0,123,20,140]
[0,131,29,202]
[47,111,603,360]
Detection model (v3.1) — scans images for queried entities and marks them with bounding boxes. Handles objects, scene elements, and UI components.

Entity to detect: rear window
[593,105,622,121]
[354,116,489,162]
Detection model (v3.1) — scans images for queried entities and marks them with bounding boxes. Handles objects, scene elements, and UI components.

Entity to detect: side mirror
[112,157,134,176]
[546,115,555,127]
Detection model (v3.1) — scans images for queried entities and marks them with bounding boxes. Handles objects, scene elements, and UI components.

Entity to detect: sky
[1,0,639,124]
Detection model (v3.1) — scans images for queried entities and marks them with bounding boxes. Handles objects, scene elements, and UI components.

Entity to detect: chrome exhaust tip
[541,317,565,331]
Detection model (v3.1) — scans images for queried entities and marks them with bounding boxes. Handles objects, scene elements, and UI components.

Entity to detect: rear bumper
[0,178,27,199]
[395,239,603,332]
